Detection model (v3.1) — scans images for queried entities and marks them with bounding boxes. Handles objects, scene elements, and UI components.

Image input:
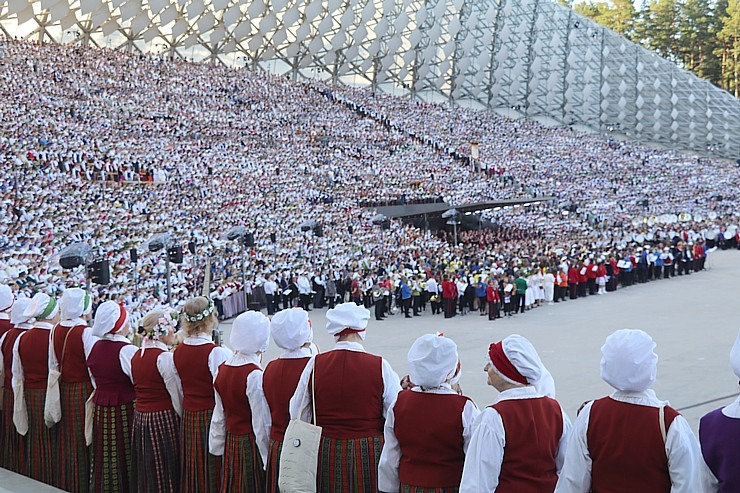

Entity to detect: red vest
[394,391,468,488]
[131,348,172,413]
[87,340,136,406]
[53,323,91,384]
[0,318,12,340]
[18,327,51,390]
[587,397,679,493]
[1,328,24,388]
[174,343,217,412]
[491,397,563,493]
[262,357,310,441]
[313,350,384,439]
[213,363,259,435]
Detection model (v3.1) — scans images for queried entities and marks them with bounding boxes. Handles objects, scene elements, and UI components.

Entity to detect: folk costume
[698,330,740,492]
[261,308,314,492]
[0,285,13,341]
[0,297,31,474]
[12,293,60,486]
[290,303,402,492]
[47,288,96,493]
[131,308,183,493]
[460,335,572,493]
[210,311,271,493]
[174,297,232,492]
[379,334,479,493]
[556,329,702,493]
[87,300,138,493]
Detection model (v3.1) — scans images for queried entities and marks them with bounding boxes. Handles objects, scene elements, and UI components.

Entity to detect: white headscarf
[730,330,740,380]
[91,301,129,338]
[326,303,370,340]
[408,334,459,389]
[497,334,557,398]
[10,298,33,327]
[0,285,13,312]
[600,329,658,392]
[270,308,312,351]
[230,311,270,354]
[23,293,59,321]
[60,288,92,321]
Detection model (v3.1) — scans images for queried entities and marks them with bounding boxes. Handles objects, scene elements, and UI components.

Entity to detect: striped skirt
[265,438,283,493]
[0,387,26,474]
[90,401,135,493]
[25,387,58,487]
[401,485,459,493]
[317,435,383,493]
[58,381,93,493]
[132,409,181,493]
[221,432,265,493]
[181,408,222,492]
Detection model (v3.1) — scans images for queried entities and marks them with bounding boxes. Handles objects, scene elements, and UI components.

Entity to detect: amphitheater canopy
[1,0,739,159]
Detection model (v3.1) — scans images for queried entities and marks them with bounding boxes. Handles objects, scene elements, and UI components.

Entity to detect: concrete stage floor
[222,249,740,430]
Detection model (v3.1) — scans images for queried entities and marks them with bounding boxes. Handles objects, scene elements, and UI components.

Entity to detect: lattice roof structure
[1,0,739,159]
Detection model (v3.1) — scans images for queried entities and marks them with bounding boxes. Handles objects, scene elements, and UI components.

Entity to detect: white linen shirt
[555,389,702,493]
[460,385,572,493]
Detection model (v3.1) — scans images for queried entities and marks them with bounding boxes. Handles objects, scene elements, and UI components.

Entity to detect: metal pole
[166,251,172,307]
[454,220,458,246]
[241,244,247,310]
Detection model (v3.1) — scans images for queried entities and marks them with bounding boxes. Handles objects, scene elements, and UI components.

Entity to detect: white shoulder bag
[278,365,322,493]
[44,326,72,427]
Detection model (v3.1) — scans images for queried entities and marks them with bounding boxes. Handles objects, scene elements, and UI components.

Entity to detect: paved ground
[220,249,740,431]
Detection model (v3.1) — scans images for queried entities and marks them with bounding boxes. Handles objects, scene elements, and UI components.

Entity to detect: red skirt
[401,485,459,493]
[317,435,383,493]
[181,408,222,492]
[265,438,282,493]
[24,387,58,487]
[58,381,93,493]
[133,408,181,493]
[221,432,265,493]
[90,401,135,493]
[0,386,26,474]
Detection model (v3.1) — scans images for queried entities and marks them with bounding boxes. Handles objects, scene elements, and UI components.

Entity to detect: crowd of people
[0,287,737,492]
[1,37,740,325]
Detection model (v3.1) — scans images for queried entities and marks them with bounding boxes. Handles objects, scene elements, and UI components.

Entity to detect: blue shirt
[400,283,411,299]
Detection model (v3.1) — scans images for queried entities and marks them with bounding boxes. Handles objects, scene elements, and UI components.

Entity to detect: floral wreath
[185,297,215,323]
[145,308,179,341]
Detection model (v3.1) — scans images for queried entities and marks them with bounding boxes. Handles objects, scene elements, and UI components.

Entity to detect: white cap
[92,301,129,338]
[60,288,92,321]
[270,308,312,351]
[499,335,557,398]
[10,298,33,326]
[731,330,740,379]
[408,334,459,389]
[600,329,657,392]
[23,293,59,321]
[0,285,13,312]
[326,303,370,336]
[230,311,270,354]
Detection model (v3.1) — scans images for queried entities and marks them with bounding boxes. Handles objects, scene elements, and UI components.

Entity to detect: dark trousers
[479,296,487,314]
[403,298,412,317]
[282,294,290,310]
[488,301,498,320]
[374,298,385,320]
[444,297,455,318]
[588,278,596,295]
[412,296,421,315]
[517,293,526,313]
[569,284,578,299]
[265,294,275,314]
[299,294,311,310]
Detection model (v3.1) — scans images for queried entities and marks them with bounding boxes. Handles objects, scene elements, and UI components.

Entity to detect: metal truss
[1,0,739,158]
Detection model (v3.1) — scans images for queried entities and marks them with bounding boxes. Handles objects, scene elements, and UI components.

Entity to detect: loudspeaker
[348,225,353,235]
[60,256,85,270]
[89,259,110,285]
[381,220,390,230]
[313,225,323,238]
[270,232,276,244]
[244,233,255,248]
[188,241,196,255]
[130,249,138,263]
[167,245,183,264]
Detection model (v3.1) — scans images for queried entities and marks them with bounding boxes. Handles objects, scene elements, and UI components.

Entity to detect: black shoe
[405,315,412,318]
[376,318,384,321]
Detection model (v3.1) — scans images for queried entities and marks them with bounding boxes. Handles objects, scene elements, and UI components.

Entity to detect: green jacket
[515,277,527,294]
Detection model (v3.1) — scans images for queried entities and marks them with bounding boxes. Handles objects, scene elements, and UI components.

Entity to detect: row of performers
[0,286,736,492]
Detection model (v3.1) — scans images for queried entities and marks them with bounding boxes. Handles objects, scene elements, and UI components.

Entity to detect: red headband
[337,328,366,337]
[488,342,527,385]
[108,304,128,335]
